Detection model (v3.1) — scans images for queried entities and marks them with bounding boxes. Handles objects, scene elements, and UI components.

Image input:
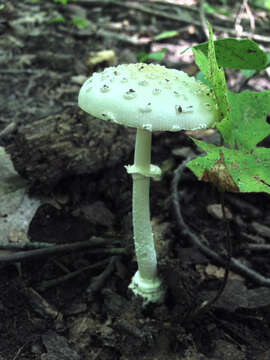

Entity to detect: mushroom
[78,63,218,304]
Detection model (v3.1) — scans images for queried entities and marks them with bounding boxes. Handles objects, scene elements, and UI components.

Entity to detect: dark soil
[1,1,270,359]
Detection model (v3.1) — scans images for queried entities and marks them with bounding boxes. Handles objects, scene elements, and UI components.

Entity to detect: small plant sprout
[78,63,218,304]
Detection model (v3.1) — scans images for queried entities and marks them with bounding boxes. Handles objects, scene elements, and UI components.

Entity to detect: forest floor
[1,0,270,359]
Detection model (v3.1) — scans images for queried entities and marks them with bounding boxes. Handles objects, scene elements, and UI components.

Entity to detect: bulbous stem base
[129,270,165,305]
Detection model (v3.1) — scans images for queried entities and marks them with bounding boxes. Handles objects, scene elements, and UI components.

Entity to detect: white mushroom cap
[78,63,218,132]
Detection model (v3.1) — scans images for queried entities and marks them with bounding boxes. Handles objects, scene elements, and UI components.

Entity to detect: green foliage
[203,2,231,16]
[53,0,68,4]
[187,90,270,193]
[47,16,88,29]
[47,16,66,24]
[71,17,88,29]
[195,71,211,87]
[188,141,270,193]
[227,90,270,150]
[254,0,270,10]
[187,24,270,195]
[241,52,270,78]
[137,49,168,63]
[52,0,77,4]
[193,24,232,141]
[136,29,177,63]
[194,38,267,70]
[154,31,179,41]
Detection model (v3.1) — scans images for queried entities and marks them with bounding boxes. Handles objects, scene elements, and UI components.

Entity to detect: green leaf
[154,31,179,41]
[241,69,257,78]
[189,27,270,195]
[136,49,168,63]
[53,0,68,4]
[195,71,212,87]
[193,25,232,139]
[227,90,270,150]
[208,25,231,127]
[193,48,209,80]
[203,2,231,16]
[255,0,270,10]
[47,16,66,24]
[147,49,168,61]
[71,17,88,29]
[193,25,231,125]
[241,52,270,78]
[187,89,270,194]
[203,2,216,14]
[187,140,270,194]
[136,52,147,63]
[194,38,267,70]
[180,47,192,55]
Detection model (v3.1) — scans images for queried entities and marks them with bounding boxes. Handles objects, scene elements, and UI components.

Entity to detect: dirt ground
[1,0,270,359]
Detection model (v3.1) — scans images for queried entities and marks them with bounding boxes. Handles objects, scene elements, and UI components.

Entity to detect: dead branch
[0,236,121,264]
[37,259,109,291]
[77,0,270,43]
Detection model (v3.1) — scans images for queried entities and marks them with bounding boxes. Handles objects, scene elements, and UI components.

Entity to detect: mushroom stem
[134,128,152,173]
[133,128,156,280]
[128,128,164,304]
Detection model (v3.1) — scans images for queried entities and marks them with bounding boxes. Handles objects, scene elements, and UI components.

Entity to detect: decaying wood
[7,106,135,190]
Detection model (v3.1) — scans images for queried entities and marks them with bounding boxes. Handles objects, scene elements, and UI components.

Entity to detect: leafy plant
[254,0,270,10]
[193,37,267,70]
[136,29,179,63]
[71,17,88,29]
[136,49,168,63]
[53,0,68,4]
[47,16,88,29]
[187,24,270,195]
[154,30,179,41]
[241,52,270,79]
[52,0,77,4]
[203,2,231,16]
[47,16,66,24]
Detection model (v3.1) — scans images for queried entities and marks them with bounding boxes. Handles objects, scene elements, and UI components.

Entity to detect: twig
[89,248,126,256]
[244,0,255,32]
[137,0,199,13]
[235,0,255,38]
[0,69,43,74]
[23,286,60,319]
[96,28,144,45]
[87,255,118,294]
[12,343,28,360]
[25,71,44,97]
[0,241,55,250]
[0,122,17,140]
[38,259,109,291]
[246,244,270,252]
[99,0,202,27]
[0,236,118,264]
[78,0,270,43]
[171,159,270,287]
[199,0,209,39]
